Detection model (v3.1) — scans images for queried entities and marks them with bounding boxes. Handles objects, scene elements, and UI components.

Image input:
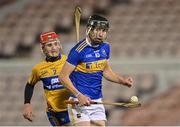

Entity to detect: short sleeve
[67,47,80,66]
[27,66,40,85]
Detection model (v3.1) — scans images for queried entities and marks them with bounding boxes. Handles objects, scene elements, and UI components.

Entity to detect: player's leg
[56,110,71,125]
[67,98,106,126]
[47,110,70,126]
[68,105,90,126]
[75,121,91,126]
[91,120,106,126]
[89,98,107,126]
[68,98,90,126]
[47,110,60,126]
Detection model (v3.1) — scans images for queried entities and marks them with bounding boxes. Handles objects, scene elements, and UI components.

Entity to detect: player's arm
[59,62,80,97]
[23,67,39,122]
[59,62,91,106]
[23,82,34,122]
[103,61,133,87]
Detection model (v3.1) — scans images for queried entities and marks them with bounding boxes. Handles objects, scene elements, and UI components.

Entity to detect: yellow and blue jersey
[28,54,69,112]
[67,39,110,99]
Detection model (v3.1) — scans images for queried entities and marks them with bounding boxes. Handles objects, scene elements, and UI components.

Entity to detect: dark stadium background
[0,0,180,125]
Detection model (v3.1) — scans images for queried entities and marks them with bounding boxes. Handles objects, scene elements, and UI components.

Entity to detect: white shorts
[68,97,107,125]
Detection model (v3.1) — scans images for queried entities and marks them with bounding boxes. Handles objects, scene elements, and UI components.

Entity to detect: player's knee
[91,120,106,126]
[75,121,91,126]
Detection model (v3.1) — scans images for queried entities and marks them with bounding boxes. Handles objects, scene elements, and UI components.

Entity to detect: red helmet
[40,31,59,44]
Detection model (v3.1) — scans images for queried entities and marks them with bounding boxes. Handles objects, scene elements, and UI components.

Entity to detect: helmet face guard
[87,15,109,30]
[86,15,109,45]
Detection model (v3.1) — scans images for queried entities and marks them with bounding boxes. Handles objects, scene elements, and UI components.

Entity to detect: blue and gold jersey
[67,39,110,99]
[28,54,69,112]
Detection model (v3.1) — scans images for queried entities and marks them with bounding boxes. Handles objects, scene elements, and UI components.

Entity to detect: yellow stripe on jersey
[75,59,107,73]
[75,40,88,52]
[76,40,86,51]
[78,43,88,53]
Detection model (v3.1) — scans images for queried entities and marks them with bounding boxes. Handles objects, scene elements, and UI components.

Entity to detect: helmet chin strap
[86,27,98,46]
[86,27,92,37]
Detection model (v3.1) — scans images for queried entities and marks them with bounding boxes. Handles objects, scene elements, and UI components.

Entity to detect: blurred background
[0,0,180,126]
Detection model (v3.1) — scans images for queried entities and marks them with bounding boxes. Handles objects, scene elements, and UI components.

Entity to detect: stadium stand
[0,72,49,125]
[0,0,180,126]
[121,85,180,126]
[0,0,179,58]
[0,0,17,7]
[108,0,180,58]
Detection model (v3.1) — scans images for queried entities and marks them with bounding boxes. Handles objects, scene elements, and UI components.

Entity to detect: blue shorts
[47,110,70,126]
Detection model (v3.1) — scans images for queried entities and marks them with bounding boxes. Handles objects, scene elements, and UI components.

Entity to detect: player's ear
[40,44,46,54]
[59,43,63,54]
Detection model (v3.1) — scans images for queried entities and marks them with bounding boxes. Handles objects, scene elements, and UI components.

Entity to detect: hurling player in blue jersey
[23,31,70,126]
[60,15,133,126]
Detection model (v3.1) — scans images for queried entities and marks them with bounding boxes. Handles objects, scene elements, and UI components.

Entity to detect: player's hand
[123,77,133,87]
[77,93,91,106]
[23,103,34,122]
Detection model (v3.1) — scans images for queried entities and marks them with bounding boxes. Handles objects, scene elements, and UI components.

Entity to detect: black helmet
[87,14,109,30]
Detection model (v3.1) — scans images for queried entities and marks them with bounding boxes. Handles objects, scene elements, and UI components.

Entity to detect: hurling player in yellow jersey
[60,15,133,126]
[23,31,70,126]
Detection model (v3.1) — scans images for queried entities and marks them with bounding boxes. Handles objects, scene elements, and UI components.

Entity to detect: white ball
[130,96,138,103]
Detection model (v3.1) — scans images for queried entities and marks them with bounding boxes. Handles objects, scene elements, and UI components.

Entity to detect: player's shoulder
[60,54,67,61]
[32,60,46,71]
[101,41,110,49]
[102,41,110,46]
[73,39,88,53]
[61,53,67,58]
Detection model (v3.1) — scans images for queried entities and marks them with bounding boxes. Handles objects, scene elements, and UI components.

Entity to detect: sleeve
[24,82,34,104]
[27,66,40,85]
[67,47,81,66]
